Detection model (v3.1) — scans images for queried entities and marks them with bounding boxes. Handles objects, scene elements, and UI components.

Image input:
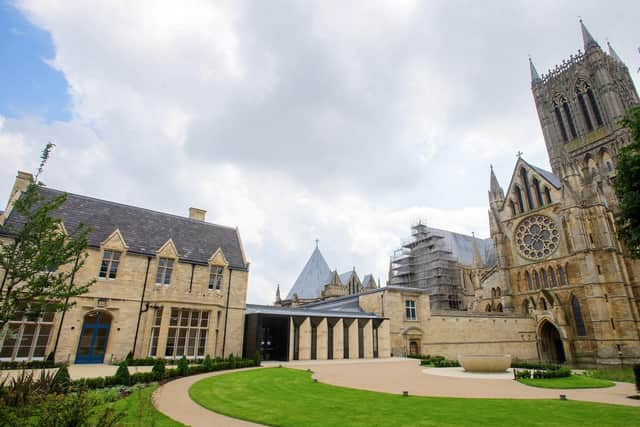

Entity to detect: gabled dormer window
[156,258,174,285]
[99,250,121,279]
[209,265,224,290]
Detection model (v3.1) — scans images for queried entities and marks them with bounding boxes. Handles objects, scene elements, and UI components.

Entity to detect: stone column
[316,318,328,360]
[349,319,359,359]
[288,317,295,361]
[156,305,172,359]
[333,319,344,360]
[299,317,311,360]
[377,320,391,358]
[363,319,373,358]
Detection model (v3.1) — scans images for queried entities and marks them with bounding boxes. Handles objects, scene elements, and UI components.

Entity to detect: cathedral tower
[530,21,639,182]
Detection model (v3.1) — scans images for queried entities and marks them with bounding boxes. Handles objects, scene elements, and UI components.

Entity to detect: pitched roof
[339,270,359,285]
[0,187,248,269]
[428,227,497,267]
[529,164,561,189]
[362,274,375,287]
[285,246,332,299]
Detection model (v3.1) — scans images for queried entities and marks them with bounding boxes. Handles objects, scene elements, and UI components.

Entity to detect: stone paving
[151,358,640,426]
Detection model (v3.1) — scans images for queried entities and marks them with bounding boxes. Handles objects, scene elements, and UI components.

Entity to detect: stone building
[0,172,250,364]
[389,22,640,366]
[275,243,378,307]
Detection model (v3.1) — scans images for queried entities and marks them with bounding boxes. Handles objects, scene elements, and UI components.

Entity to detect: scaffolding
[388,222,463,310]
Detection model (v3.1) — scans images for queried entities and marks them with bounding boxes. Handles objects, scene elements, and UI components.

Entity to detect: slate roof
[362,274,375,287]
[0,187,248,269]
[429,227,497,267]
[339,270,359,284]
[285,246,331,299]
[530,164,561,189]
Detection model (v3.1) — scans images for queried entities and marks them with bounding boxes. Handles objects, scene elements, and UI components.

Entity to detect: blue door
[75,311,111,364]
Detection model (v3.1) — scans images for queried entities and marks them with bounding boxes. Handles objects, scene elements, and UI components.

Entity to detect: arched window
[496,288,501,297]
[544,187,552,204]
[576,82,594,132]
[602,151,613,172]
[587,87,603,127]
[520,168,534,210]
[549,267,558,287]
[542,269,549,288]
[496,303,503,312]
[540,297,548,311]
[534,270,541,289]
[571,295,587,336]
[522,299,530,314]
[515,186,525,213]
[485,304,492,312]
[529,298,537,310]
[559,265,568,286]
[509,200,517,216]
[491,288,496,298]
[563,101,578,139]
[554,102,569,142]
[533,177,544,207]
[526,271,533,290]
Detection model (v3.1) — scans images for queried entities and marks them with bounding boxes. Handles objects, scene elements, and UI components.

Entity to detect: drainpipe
[52,254,81,358]
[221,268,233,357]
[132,256,152,356]
[188,263,195,293]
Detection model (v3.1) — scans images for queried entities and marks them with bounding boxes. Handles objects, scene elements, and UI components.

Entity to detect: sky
[0,0,639,304]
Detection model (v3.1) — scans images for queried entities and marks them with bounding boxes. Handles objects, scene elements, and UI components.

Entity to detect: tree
[614,106,640,259]
[0,144,93,343]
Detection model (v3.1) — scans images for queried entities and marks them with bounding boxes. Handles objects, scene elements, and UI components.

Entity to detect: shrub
[130,372,156,385]
[254,351,262,366]
[0,359,58,371]
[164,368,179,379]
[514,369,531,380]
[203,355,214,372]
[177,356,189,376]
[125,351,134,362]
[53,364,71,392]
[187,365,206,376]
[151,359,166,380]
[511,361,562,371]
[634,364,640,394]
[432,358,460,367]
[114,362,131,386]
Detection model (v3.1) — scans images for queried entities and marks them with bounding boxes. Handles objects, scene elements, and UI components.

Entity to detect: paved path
[153,368,264,427]
[152,358,639,426]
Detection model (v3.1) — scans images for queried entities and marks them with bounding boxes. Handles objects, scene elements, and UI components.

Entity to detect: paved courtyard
[152,358,639,426]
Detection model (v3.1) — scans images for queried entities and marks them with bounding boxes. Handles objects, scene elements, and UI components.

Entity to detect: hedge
[0,360,60,370]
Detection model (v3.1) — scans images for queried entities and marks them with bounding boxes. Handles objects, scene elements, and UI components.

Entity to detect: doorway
[539,321,566,363]
[76,311,112,364]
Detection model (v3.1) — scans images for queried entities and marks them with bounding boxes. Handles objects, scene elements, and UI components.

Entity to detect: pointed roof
[471,232,483,268]
[580,20,600,51]
[339,269,360,285]
[286,245,332,299]
[529,57,541,85]
[607,41,623,62]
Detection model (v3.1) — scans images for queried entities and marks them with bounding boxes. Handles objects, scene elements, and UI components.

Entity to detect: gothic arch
[537,319,566,363]
[496,303,503,312]
[539,297,548,311]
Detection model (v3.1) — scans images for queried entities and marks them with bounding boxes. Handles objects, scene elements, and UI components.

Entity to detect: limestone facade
[0,172,249,364]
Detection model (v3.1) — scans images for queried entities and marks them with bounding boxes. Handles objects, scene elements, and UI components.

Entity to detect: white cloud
[3,0,640,303]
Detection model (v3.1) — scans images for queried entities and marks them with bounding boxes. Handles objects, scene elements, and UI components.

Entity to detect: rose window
[515,215,559,260]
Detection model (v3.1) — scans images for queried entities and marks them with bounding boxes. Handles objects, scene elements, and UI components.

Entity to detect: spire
[580,19,600,51]
[529,57,541,85]
[275,284,281,304]
[471,232,482,268]
[489,164,504,201]
[607,41,623,62]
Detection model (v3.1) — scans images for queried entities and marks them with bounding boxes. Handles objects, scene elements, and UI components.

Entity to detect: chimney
[1,171,35,226]
[189,207,206,221]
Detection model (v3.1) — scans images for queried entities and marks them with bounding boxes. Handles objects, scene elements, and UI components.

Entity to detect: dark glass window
[208,266,224,290]
[554,106,569,142]
[578,93,594,131]
[587,88,603,126]
[156,258,174,285]
[99,250,121,279]
[563,102,578,139]
[572,296,587,336]
[405,300,417,321]
[164,308,209,358]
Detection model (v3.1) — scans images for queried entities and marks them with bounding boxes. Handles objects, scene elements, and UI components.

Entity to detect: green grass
[518,375,615,389]
[97,384,185,427]
[586,368,635,383]
[189,368,640,427]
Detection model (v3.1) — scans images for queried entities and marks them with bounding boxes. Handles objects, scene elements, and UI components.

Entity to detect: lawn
[97,384,184,427]
[189,368,640,427]
[518,375,615,389]
[586,368,635,384]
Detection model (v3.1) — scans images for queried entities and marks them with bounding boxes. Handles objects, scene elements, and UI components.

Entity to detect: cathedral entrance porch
[538,320,566,363]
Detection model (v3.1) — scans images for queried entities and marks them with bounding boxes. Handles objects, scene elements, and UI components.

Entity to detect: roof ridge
[40,186,237,231]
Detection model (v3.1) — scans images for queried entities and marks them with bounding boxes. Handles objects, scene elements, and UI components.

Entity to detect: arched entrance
[538,321,566,363]
[409,341,419,355]
[76,311,112,364]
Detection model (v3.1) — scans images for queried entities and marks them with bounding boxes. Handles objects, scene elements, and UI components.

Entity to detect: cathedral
[390,21,640,366]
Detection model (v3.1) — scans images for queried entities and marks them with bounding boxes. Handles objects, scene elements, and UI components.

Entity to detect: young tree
[614,106,640,259]
[0,144,93,343]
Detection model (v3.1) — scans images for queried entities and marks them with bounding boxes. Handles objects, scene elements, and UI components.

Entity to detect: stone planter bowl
[458,354,512,372]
